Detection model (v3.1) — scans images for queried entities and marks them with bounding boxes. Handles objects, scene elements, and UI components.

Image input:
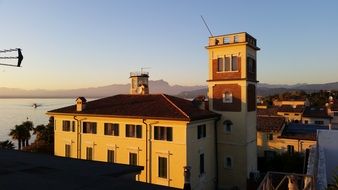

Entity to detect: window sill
[216,71,239,73]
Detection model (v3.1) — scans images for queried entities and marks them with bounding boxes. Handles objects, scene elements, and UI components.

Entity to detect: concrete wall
[317,130,338,185]
[187,119,216,190]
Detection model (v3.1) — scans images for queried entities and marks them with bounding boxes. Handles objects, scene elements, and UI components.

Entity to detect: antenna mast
[200,15,213,37]
[0,48,23,67]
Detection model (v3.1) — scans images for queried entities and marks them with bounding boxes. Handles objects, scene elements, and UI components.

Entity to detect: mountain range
[0,80,204,98]
[1,80,338,98]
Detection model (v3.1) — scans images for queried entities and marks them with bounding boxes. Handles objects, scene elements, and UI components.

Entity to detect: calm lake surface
[0,98,87,145]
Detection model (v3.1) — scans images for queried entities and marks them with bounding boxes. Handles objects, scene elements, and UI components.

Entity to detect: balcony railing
[257,171,315,190]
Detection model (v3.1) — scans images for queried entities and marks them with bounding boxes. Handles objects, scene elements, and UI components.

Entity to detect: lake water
[0,98,80,145]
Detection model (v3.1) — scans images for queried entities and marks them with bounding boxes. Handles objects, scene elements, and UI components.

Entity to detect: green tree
[24,117,54,154]
[9,124,26,150]
[21,121,33,146]
[0,140,15,150]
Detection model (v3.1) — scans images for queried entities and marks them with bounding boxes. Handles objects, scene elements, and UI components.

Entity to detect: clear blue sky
[0,0,337,89]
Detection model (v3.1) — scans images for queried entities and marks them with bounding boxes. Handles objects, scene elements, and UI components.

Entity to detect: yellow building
[256,115,285,157]
[48,32,260,190]
[276,105,304,122]
[47,94,219,189]
[206,32,259,189]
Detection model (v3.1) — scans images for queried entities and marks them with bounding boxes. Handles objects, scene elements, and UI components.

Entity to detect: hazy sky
[0,0,337,90]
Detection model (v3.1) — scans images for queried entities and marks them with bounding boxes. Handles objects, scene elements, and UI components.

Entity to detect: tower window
[217,57,224,72]
[224,120,233,133]
[222,92,233,103]
[231,55,238,71]
[217,55,239,72]
[224,56,231,71]
[224,156,233,169]
[247,57,256,73]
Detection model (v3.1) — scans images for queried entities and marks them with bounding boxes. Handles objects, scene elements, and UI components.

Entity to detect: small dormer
[76,97,87,112]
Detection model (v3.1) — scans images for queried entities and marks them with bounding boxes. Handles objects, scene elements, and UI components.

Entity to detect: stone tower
[130,71,149,95]
[206,32,260,189]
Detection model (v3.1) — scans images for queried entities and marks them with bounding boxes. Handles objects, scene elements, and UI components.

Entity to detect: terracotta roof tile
[257,116,285,132]
[257,108,279,116]
[277,105,304,113]
[47,94,219,121]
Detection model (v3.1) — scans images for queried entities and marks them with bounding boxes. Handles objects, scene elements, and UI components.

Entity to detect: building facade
[48,94,219,189]
[48,32,260,190]
[206,32,259,189]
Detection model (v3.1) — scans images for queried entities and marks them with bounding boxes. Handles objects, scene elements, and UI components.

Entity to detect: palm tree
[33,124,46,141]
[9,125,26,150]
[0,140,15,150]
[21,121,33,146]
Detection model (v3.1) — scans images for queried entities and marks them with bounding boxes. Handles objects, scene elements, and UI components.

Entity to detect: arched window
[223,91,233,103]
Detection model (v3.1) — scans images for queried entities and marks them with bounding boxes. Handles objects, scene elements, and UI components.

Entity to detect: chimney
[130,70,149,95]
[76,97,87,112]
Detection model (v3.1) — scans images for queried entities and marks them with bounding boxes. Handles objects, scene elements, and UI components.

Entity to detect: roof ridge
[161,94,190,120]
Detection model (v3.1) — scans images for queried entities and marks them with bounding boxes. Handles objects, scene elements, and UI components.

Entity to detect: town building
[276,105,304,122]
[273,98,309,107]
[47,94,219,189]
[206,32,259,189]
[301,107,332,125]
[48,32,260,190]
[327,101,338,128]
[256,115,285,157]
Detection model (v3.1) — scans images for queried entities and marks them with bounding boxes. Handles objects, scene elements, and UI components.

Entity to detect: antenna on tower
[141,67,151,73]
[200,15,214,37]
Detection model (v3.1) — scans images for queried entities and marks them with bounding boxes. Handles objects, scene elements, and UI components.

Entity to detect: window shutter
[167,127,173,141]
[136,125,142,138]
[154,126,159,140]
[115,124,119,136]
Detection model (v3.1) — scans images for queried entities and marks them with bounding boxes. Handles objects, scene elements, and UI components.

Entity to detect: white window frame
[223,91,233,103]
[217,54,239,72]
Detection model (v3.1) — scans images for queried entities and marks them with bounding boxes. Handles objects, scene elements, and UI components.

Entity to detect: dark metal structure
[0,48,23,67]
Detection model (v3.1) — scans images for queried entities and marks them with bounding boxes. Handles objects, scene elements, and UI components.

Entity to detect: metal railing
[257,171,315,190]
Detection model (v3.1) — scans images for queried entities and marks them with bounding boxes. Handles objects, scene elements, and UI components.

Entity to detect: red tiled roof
[257,107,278,116]
[277,105,304,113]
[47,94,220,121]
[257,116,285,132]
